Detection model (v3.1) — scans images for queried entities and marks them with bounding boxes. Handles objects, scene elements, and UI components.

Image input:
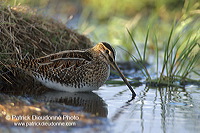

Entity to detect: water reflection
[1,76,200,133]
[138,86,199,133]
[1,79,108,117]
[100,85,200,133]
[36,91,108,117]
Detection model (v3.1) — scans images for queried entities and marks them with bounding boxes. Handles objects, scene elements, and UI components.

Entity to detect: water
[29,83,200,133]
[93,84,200,133]
[1,80,199,133]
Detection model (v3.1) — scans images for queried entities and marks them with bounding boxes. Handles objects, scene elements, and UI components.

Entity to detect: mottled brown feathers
[16,46,110,91]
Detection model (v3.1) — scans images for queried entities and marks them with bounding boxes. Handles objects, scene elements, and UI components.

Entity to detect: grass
[0,5,92,65]
[126,21,199,87]
[0,4,92,89]
[82,0,199,87]
[105,9,199,87]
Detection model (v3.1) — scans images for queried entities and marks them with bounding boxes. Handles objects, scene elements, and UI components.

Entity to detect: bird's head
[92,42,116,64]
[91,42,136,98]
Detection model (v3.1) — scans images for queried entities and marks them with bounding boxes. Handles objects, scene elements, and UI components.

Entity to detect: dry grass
[0,5,92,64]
[0,5,92,92]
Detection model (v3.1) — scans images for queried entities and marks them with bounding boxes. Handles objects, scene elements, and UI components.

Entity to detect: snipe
[15,42,136,97]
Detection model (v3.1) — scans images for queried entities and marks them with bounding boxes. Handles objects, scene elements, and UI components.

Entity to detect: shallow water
[1,80,199,133]
[1,68,200,133]
[18,83,198,133]
[93,84,200,133]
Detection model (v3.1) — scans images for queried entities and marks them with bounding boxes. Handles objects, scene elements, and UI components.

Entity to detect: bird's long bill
[111,62,136,97]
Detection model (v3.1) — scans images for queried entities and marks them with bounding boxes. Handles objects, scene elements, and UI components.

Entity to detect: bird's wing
[37,57,90,72]
[18,50,94,82]
[26,58,90,86]
[36,50,92,64]
[28,57,92,85]
[20,50,92,72]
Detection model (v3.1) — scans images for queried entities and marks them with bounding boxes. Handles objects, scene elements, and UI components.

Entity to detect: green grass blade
[126,28,143,60]
[119,46,149,79]
[168,36,181,77]
[160,25,174,79]
[131,55,151,80]
[171,36,191,76]
[143,27,149,62]
[153,33,159,78]
[182,52,200,79]
[192,70,200,76]
[175,40,198,76]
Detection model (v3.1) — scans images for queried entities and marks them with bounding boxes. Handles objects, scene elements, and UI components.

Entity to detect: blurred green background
[2,0,200,60]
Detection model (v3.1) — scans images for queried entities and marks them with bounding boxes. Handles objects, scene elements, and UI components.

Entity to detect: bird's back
[15,49,110,92]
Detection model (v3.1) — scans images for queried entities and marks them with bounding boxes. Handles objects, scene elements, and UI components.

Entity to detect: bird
[14,42,136,97]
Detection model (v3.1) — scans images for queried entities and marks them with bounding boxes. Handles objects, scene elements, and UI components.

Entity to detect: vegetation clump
[0,5,92,92]
[0,5,92,64]
[126,24,200,87]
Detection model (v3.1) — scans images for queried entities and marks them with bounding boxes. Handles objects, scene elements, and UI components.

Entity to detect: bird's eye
[105,50,109,54]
